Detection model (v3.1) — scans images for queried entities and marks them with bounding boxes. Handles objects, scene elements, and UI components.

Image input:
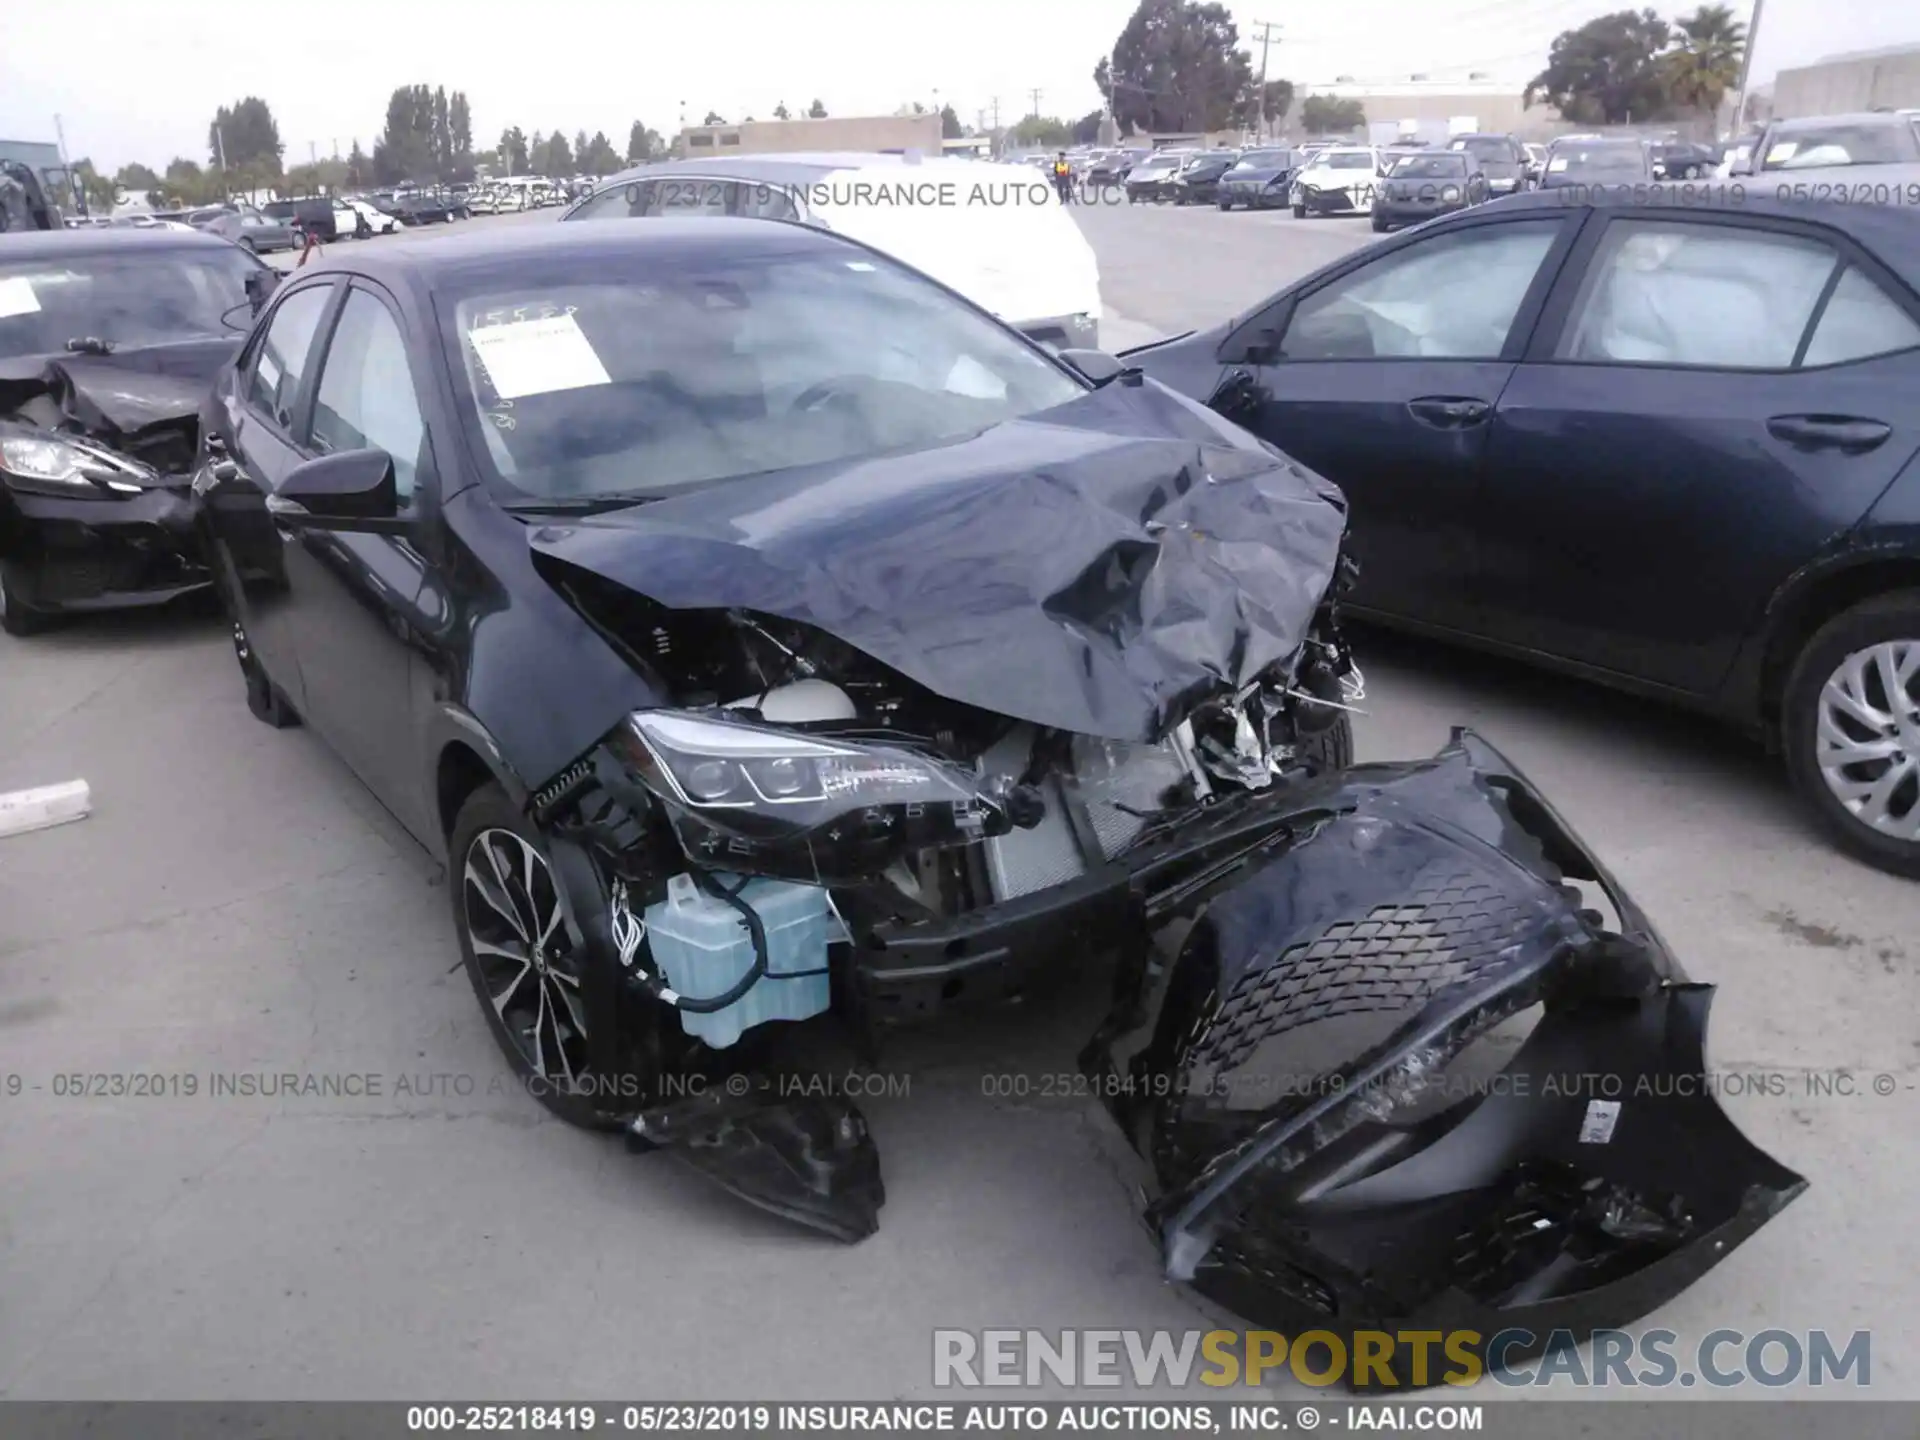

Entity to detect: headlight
[618,710,1018,882]
[0,428,147,499]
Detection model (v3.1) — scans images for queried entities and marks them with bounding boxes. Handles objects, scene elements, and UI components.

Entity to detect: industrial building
[1771,44,1920,119]
[676,114,944,157]
[1284,81,1570,143]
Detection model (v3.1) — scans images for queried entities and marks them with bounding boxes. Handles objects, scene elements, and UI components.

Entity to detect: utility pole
[1029,88,1043,120]
[1248,21,1282,140]
[309,140,318,166]
[52,113,69,164]
[1730,0,1766,138]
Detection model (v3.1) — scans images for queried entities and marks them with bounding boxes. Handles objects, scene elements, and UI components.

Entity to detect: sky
[1,0,1913,173]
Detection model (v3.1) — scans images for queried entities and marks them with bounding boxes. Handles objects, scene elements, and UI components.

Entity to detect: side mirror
[275,448,398,521]
[1056,348,1135,385]
[244,268,280,315]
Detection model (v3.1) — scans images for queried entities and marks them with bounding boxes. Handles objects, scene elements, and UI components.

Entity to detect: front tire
[1783,591,1920,877]
[0,559,50,636]
[1292,201,1307,219]
[1300,713,1356,776]
[450,785,620,1129]
[1370,213,1390,232]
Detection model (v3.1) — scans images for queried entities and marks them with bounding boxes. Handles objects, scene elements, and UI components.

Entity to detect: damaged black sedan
[0,226,269,633]
[197,221,1801,1379]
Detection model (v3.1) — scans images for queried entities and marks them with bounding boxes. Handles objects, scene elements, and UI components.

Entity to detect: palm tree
[1665,4,1748,137]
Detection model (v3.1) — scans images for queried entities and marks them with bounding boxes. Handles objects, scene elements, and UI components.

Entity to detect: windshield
[441,245,1088,504]
[0,248,258,361]
[1550,145,1648,176]
[1761,123,1920,170]
[1233,150,1292,169]
[1315,153,1376,171]
[1390,154,1467,178]
[1451,137,1515,162]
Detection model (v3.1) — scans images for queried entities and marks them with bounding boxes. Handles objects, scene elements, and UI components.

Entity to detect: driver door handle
[1407,396,1491,429]
[1766,414,1891,455]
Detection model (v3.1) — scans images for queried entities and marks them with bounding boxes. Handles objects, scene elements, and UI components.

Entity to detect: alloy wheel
[461,827,591,1090]
[1816,640,1920,838]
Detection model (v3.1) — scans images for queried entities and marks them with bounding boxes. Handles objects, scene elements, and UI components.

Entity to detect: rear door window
[1555,220,1839,368]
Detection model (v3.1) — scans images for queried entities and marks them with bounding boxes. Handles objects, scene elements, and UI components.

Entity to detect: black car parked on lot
[0,227,268,631]
[1649,140,1722,180]
[1538,136,1653,188]
[1169,150,1240,205]
[1370,150,1488,231]
[1215,148,1302,210]
[189,218,1798,1363]
[1447,132,1533,195]
[1126,191,1920,875]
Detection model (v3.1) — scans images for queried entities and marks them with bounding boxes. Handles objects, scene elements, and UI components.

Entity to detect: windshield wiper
[64,336,114,356]
[503,493,661,516]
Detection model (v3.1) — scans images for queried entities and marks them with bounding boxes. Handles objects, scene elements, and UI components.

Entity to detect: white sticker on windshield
[467,312,611,400]
[1579,1099,1621,1144]
[1547,157,1569,173]
[0,276,42,319]
[1766,141,1798,163]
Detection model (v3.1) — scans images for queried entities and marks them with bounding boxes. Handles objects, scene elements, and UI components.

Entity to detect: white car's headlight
[617,710,1022,881]
[0,429,147,499]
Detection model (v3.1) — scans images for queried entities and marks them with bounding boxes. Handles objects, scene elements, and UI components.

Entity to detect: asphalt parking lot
[2,198,1916,1403]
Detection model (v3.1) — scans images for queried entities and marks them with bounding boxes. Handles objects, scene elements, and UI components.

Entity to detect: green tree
[1526,9,1676,125]
[1299,95,1366,134]
[1012,114,1075,148]
[1098,0,1254,134]
[1241,77,1295,130]
[543,131,574,176]
[625,120,661,164]
[582,131,623,174]
[940,104,963,139]
[807,98,827,118]
[373,85,442,183]
[209,96,283,173]
[113,161,161,206]
[70,159,116,210]
[346,140,371,186]
[163,156,210,206]
[449,93,473,165]
[500,127,530,173]
[1072,110,1106,145]
[1664,5,1747,133]
[773,101,792,120]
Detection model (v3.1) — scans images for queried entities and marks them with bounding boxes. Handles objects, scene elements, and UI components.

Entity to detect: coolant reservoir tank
[724,679,857,723]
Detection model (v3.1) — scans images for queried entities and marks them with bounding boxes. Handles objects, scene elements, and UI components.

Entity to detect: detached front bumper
[0,480,210,615]
[1084,729,1805,1382]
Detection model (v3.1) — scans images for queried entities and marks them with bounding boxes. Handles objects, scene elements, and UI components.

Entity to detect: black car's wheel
[1371,214,1390,232]
[1217,197,1233,210]
[1783,592,1920,877]
[1300,713,1356,776]
[451,785,620,1128]
[233,622,300,727]
[0,560,49,636]
[1292,201,1307,219]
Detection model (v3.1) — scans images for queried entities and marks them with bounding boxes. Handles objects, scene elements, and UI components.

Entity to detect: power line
[1029,88,1044,119]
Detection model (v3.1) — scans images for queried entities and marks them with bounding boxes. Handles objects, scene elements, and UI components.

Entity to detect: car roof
[1479,188,1920,291]
[1772,112,1915,128]
[292,214,858,289]
[592,152,1011,190]
[0,226,239,260]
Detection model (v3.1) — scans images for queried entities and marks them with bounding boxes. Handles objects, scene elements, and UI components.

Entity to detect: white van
[562,152,1103,351]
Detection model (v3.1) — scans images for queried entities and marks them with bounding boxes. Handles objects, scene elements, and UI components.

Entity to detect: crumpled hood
[0,339,234,481]
[527,380,1348,742]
